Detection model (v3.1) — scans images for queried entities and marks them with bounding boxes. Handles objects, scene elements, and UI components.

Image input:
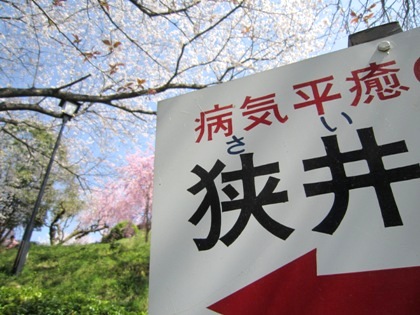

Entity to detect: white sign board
[149,28,420,315]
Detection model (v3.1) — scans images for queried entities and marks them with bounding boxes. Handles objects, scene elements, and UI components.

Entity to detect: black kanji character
[303,127,420,235]
[188,153,293,251]
[187,160,225,250]
[220,153,292,246]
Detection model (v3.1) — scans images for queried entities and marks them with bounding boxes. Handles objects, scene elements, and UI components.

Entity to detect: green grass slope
[0,235,149,314]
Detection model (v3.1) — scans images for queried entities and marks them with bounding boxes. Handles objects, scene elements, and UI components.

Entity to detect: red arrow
[208,249,420,315]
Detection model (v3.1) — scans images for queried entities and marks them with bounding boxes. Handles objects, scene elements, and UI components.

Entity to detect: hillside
[0,235,149,314]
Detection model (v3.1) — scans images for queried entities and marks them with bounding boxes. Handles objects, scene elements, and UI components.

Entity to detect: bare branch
[0,79,213,117]
[127,0,201,17]
[56,74,92,90]
[0,101,62,118]
[168,1,244,85]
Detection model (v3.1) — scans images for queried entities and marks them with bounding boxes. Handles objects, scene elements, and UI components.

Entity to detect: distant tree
[0,121,81,244]
[43,179,88,245]
[79,152,154,242]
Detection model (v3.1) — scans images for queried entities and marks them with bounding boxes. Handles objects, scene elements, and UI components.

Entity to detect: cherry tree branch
[127,0,201,17]
[0,75,214,118]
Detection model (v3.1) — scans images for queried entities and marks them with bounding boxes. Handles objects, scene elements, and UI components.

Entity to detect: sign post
[149,27,420,315]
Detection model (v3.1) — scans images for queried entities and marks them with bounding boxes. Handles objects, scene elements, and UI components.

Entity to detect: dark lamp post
[12,100,81,275]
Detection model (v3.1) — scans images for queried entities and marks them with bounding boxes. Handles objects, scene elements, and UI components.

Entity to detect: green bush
[0,286,143,315]
[102,221,139,243]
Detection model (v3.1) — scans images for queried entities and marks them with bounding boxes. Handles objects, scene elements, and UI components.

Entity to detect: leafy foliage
[0,286,136,315]
[102,220,139,243]
[0,236,150,314]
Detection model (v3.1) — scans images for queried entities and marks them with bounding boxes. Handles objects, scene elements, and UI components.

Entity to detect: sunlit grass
[0,235,149,314]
